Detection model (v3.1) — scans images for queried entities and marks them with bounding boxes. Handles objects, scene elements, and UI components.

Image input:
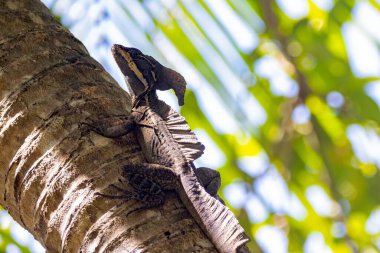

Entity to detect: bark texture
[0,1,217,252]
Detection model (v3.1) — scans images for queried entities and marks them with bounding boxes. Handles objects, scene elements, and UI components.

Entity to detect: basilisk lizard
[94,45,250,253]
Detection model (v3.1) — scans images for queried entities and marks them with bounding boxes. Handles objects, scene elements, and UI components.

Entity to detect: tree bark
[0,1,217,252]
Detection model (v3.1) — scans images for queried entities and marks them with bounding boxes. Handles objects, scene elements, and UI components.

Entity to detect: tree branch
[0,1,216,252]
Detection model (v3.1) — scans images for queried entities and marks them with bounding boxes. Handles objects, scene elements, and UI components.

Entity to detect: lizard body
[97,45,250,253]
[127,103,249,253]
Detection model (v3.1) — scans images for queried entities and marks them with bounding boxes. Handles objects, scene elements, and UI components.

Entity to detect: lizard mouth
[111,44,123,55]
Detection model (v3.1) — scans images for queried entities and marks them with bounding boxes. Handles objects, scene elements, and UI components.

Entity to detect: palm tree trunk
[0,1,217,252]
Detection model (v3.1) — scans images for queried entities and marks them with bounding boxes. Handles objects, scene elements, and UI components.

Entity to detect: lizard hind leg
[118,163,176,216]
[122,163,179,191]
[96,182,166,216]
[195,167,221,196]
[195,167,225,205]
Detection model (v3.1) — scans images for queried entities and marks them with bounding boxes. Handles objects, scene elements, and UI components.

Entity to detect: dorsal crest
[157,100,204,161]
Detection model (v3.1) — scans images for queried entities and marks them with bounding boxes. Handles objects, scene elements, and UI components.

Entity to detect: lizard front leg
[83,116,136,138]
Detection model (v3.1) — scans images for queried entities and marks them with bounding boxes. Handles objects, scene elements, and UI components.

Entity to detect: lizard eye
[143,70,149,76]
[129,50,138,58]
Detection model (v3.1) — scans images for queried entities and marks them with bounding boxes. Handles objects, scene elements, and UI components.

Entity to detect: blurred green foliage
[2,0,380,252]
[0,208,32,253]
[142,0,380,251]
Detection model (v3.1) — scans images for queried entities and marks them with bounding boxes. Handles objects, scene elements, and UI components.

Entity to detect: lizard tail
[179,173,251,253]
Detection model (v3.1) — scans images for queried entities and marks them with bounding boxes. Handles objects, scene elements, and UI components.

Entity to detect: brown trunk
[0,1,216,252]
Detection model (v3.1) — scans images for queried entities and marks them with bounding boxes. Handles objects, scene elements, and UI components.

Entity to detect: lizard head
[112,44,187,106]
[112,44,156,105]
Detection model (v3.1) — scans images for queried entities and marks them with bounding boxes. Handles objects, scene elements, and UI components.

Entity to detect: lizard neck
[147,91,160,110]
[134,90,160,110]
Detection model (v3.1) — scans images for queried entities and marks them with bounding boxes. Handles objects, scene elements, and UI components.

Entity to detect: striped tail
[178,172,250,253]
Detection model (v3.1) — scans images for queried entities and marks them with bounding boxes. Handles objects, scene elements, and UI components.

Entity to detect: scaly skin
[127,104,251,253]
[94,44,251,252]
